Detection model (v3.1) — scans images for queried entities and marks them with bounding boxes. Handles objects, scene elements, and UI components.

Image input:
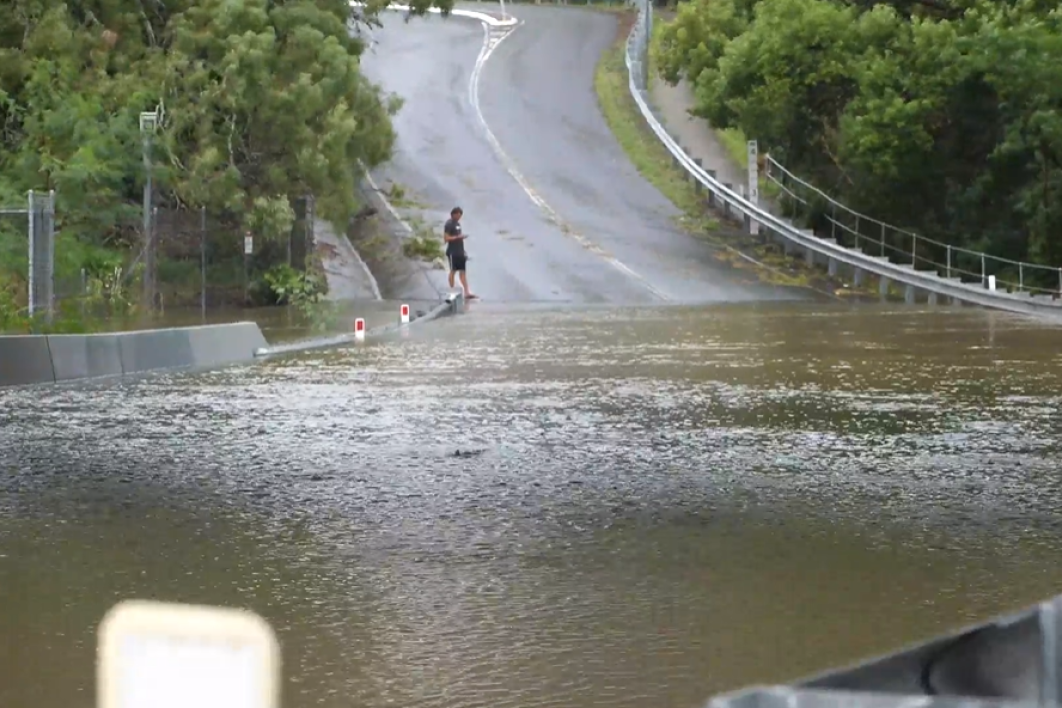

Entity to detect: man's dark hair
[451,207,462,216]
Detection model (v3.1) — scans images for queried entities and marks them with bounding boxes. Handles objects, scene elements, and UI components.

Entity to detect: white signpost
[244,235,254,255]
[747,140,760,236]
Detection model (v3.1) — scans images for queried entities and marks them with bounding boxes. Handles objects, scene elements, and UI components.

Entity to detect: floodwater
[44,299,429,342]
[3,302,1062,708]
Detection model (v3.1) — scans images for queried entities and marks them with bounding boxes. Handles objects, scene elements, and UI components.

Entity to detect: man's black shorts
[447,253,467,272]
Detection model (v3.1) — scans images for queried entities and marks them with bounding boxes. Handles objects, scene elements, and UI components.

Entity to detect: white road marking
[466,19,672,302]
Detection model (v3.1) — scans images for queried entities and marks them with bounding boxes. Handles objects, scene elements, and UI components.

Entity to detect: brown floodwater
[53,299,431,342]
[2,301,1062,708]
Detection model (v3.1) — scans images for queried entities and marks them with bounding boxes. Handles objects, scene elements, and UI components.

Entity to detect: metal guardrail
[766,157,1062,297]
[704,591,1062,708]
[622,0,1062,320]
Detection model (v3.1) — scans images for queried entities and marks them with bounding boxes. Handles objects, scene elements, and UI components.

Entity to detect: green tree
[654,0,1062,272]
[0,0,452,319]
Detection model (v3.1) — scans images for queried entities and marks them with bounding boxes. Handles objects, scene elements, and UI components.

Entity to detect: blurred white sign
[98,600,280,708]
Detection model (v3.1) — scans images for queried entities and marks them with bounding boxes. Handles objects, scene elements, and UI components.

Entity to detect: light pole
[140,110,159,310]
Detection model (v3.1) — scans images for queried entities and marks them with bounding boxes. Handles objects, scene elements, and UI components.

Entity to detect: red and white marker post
[354,318,365,341]
[400,304,410,325]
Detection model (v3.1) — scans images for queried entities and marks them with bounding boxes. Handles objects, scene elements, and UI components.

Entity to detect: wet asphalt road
[358,7,801,304]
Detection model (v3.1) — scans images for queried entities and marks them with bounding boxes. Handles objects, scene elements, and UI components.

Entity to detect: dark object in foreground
[708,592,1062,708]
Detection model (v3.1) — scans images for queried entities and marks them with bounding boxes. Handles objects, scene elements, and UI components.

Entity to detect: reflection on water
[2,302,1062,708]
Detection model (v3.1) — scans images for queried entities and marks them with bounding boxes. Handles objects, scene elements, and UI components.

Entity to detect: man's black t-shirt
[444,218,464,257]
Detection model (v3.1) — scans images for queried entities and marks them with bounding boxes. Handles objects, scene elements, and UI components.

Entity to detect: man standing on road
[444,206,477,299]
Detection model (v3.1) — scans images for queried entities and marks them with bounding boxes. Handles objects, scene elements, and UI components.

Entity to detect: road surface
[358,6,802,304]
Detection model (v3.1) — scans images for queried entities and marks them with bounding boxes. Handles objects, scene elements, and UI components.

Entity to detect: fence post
[1057,268,1061,297]
[945,246,951,279]
[27,189,35,318]
[200,206,207,321]
[45,190,55,323]
[878,221,884,258]
[147,206,158,311]
[1019,263,1024,293]
[911,233,916,268]
[981,253,986,287]
[305,195,315,268]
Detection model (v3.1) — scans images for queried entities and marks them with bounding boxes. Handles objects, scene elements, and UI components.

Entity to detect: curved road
[359,5,798,304]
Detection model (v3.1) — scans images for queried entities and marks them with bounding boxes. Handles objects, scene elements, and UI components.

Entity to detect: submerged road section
[4,305,1062,708]
[358,7,801,304]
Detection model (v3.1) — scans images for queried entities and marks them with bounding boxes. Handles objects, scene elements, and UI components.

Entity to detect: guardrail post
[910,234,917,268]
[1019,262,1024,293]
[945,246,951,279]
[693,158,703,193]
[981,253,986,287]
[723,184,732,218]
[1058,268,1062,297]
[878,221,883,258]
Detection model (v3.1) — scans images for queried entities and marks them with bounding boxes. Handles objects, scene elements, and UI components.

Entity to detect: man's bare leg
[458,271,475,298]
[448,270,456,289]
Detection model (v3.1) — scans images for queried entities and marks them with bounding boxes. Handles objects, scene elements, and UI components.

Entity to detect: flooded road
[63,299,431,342]
[3,303,1062,708]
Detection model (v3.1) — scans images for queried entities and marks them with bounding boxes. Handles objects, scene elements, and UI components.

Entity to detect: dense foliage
[0,0,450,319]
[654,0,1062,268]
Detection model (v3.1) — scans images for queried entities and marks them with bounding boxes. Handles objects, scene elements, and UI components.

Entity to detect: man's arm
[443,222,465,243]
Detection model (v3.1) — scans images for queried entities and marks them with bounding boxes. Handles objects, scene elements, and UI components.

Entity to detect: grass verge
[592,10,859,296]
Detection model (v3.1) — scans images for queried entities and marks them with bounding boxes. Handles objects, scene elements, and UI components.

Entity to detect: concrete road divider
[0,335,57,387]
[48,334,124,382]
[0,322,268,388]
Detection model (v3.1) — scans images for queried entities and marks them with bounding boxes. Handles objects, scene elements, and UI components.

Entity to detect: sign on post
[97,600,281,708]
[244,234,254,255]
[747,141,759,236]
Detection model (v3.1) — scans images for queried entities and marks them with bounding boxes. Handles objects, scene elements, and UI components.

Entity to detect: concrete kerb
[253,291,465,359]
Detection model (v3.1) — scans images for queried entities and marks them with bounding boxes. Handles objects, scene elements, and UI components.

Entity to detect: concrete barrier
[0,322,269,388]
[185,322,268,369]
[48,333,123,382]
[0,335,56,387]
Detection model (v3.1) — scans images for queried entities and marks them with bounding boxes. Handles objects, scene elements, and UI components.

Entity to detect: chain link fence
[0,190,57,325]
[1,192,319,332]
[147,196,317,317]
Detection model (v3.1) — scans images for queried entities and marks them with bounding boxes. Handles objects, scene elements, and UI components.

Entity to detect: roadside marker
[354,318,365,340]
[400,304,410,324]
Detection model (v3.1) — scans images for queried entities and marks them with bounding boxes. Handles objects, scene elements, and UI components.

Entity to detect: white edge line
[463,13,672,302]
[347,227,385,301]
[349,2,518,27]
[360,166,446,299]
[313,215,384,301]
[363,167,414,237]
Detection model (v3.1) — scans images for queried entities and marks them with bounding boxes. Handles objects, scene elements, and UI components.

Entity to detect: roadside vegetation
[0,0,452,332]
[401,217,446,262]
[592,8,844,293]
[653,0,1062,283]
